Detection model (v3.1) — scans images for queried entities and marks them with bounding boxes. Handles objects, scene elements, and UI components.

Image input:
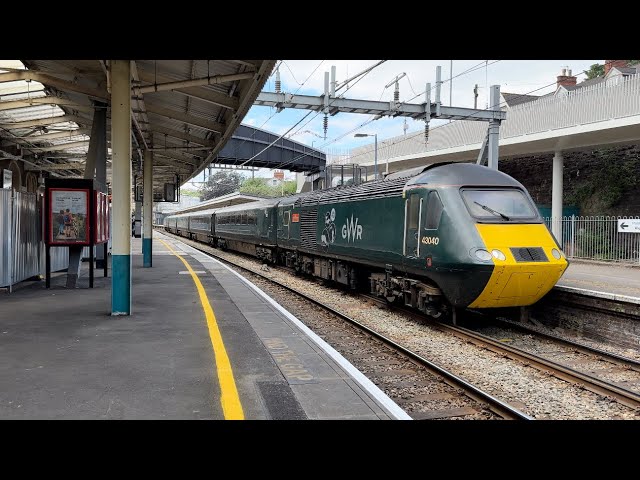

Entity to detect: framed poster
[102,193,109,243]
[95,191,102,243]
[98,193,107,242]
[105,195,110,242]
[49,188,90,245]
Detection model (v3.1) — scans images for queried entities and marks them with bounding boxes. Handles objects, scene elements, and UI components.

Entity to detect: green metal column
[110,60,132,315]
[143,149,153,267]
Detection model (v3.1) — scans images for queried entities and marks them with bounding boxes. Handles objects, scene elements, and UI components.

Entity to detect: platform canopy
[0,60,276,197]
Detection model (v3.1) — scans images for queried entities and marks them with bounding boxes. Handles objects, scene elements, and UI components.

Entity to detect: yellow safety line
[159,239,244,420]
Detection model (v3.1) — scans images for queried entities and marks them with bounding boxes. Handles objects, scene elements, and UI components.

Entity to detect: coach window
[424,191,444,230]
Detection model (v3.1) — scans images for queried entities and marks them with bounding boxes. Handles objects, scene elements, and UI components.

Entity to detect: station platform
[0,232,408,420]
[556,259,640,302]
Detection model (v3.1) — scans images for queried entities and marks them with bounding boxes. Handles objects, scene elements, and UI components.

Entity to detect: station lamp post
[354,133,379,180]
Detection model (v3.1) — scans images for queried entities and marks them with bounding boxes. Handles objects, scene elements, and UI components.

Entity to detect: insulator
[394,89,399,103]
[323,114,328,139]
[275,68,282,93]
[424,122,430,143]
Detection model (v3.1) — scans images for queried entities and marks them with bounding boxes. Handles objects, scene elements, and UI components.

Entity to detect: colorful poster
[50,188,89,244]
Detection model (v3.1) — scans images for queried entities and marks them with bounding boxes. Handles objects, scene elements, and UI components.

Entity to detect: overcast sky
[188,59,601,188]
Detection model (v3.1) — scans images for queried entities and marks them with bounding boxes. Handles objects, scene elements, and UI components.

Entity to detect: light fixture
[354,133,379,180]
[474,249,492,261]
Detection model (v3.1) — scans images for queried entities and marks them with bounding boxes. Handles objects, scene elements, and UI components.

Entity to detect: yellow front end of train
[468,223,568,308]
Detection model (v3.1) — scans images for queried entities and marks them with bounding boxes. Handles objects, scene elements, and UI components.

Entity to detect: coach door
[404,192,423,258]
[278,208,290,240]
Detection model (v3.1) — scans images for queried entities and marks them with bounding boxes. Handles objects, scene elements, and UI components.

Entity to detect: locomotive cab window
[423,191,443,230]
[461,188,537,221]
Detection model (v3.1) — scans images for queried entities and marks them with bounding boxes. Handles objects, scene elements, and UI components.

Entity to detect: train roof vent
[299,177,410,206]
[386,162,457,182]
[384,166,429,180]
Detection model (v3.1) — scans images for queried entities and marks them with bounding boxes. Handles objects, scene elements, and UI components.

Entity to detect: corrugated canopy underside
[0,59,276,198]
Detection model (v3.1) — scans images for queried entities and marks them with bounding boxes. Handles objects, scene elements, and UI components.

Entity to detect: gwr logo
[342,214,363,242]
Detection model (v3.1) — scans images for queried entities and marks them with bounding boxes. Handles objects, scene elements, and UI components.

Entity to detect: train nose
[468,224,568,308]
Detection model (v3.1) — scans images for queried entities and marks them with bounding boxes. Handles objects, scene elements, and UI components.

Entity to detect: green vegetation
[239,178,297,197]
[199,170,244,201]
[585,63,604,79]
[180,189,201,198]
[565,151,640,214]
[194,170,299,201]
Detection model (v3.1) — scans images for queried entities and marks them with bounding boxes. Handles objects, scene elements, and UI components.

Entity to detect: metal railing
[543,215,640,264]
[340,74,640,165]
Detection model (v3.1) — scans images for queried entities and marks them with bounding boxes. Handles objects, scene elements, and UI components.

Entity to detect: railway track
[160,231,532,420]
[365,296,640,411]
[465,315,640,400]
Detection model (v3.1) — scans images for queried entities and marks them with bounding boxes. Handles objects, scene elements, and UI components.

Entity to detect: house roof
[501,92,539,107]
[612,66,639,75]
[494,64,638,110]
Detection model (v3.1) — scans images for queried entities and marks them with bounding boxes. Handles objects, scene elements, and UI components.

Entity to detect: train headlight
[551,248,562,259]
[474,249,492,261]
[491,249,506,261]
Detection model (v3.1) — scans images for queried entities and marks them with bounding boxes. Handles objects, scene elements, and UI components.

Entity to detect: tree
[239,178,275,196]
[585,63,604,80]
[199,170,244,201]
[239,178,298,197]
[180,189,201,198]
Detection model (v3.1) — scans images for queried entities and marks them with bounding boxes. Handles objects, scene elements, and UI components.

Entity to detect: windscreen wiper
[474,201,510,221]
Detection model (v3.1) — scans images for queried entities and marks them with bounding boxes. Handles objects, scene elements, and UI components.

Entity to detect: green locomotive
[165,162,568,317]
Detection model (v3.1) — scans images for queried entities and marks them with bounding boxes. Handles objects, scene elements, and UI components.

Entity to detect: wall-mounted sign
[49,188,90,245]
[617,219,640,233]
[3,169,12,189]
[164,183,176,202]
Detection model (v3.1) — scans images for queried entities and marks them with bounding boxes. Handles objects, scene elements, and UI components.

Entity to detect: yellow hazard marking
[160,239,244,420]
[468,224,568,308]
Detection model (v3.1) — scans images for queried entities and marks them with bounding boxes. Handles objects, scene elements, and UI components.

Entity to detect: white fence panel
[544,215,640,264]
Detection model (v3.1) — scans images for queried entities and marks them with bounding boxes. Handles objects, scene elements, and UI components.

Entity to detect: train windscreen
[461,188,537,221]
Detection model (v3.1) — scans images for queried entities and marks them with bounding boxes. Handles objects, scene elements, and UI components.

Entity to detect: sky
[176,60,599,189]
